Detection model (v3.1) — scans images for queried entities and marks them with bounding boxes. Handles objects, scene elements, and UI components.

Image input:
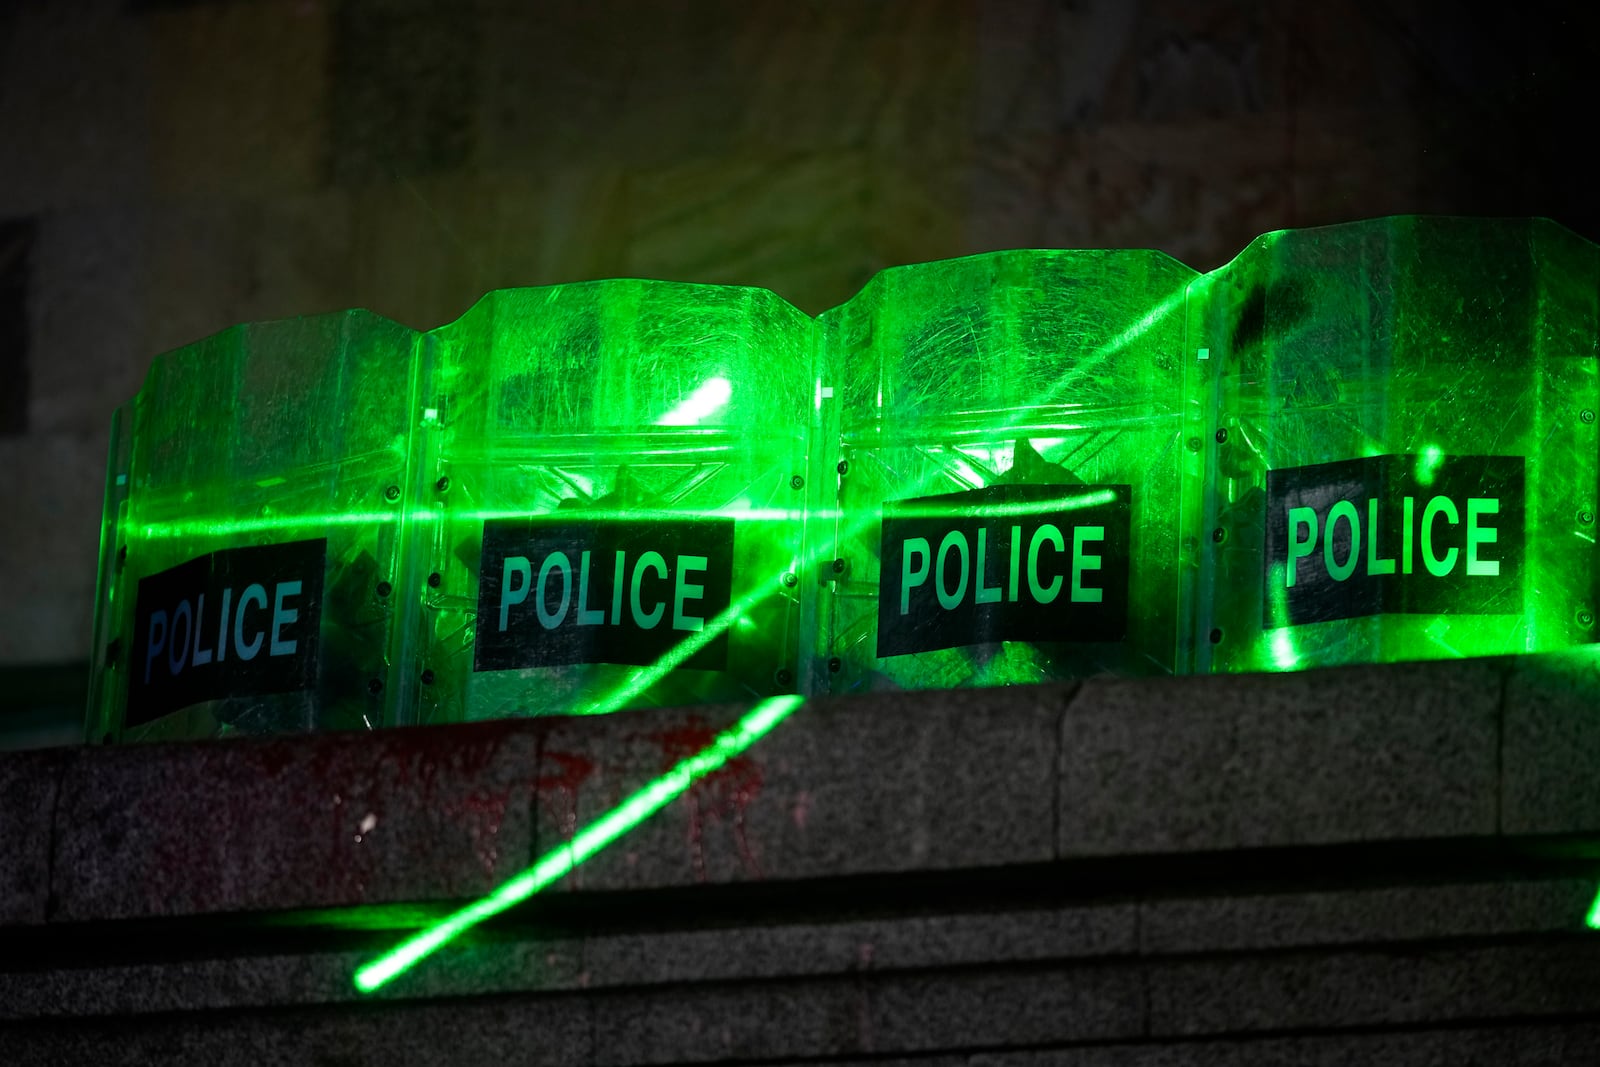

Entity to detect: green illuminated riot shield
[87,309,422,742]
[1188,216,1600,672]
[416,279,818,722]
[812,249,1196,694]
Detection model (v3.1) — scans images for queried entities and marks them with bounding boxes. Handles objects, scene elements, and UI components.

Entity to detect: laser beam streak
[885,489,1118,521]
[353,693,804,992]
[569,283,1191,717]
[656,376,733,426]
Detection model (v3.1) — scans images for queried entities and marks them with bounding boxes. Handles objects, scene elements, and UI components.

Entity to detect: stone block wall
[3,653,1600,1060]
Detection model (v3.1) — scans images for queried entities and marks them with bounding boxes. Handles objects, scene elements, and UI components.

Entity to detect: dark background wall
[1,0,1596,732]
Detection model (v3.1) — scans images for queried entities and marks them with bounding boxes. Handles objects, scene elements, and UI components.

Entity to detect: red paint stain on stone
[138,724,543,915]
[441,785,518,879]
[370,726,532,885]
[792,789,812,831]
[537,751,597,841]
[639,715,765,881]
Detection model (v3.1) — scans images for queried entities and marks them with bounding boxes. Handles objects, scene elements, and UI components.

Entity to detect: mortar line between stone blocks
[532,721,598,1064]
[1495,666,1508,838]
[531,724,547,875]
[41,752,70,922]
[1053,682,1079,864]
[585,969,599,1067]
[605,1009,1600,1067]
[1140,946,1154,1041]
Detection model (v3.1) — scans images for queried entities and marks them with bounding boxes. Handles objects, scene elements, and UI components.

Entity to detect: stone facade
[4,654,1600,1060]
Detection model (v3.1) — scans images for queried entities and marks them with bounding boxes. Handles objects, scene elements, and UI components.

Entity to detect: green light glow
[656,376,733,426]
[887,489,1118,520]
[1414,444,1444,487]
[99,221,1600,742]
[1423,615,1465,656]
[131,505,808,541]
[131,495,1122,543]
[563,427,1109,717]
[827,256,1195,686]
[1265,563,1300,671]
[1586,886,1600,930]
[134,510,398,540]
[353,692,804,993]
[563,490,1123,718]
[113,266,1194,736]
[1197,218,1600,675]
[1267,629,1299,670]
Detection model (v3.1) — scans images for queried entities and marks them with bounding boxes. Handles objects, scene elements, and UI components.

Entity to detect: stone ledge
[0,747,68,925]
[49,718,540,923]
[5,939,1600,1065]
[2,876,1589,1020]
[1059,658,1503,855]
[4,652,1599,924]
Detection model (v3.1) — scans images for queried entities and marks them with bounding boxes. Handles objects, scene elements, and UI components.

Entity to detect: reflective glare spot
[1265,563,1299,670]
[1415,444,1444,487]
[1269,628,1299,671]
[657,377,733,426]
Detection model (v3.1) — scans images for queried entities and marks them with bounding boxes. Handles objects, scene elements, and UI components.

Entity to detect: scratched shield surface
[1188,217,1600,673]
[814,249,1196,694]
[419,279,818,723]
[89,310,420,742]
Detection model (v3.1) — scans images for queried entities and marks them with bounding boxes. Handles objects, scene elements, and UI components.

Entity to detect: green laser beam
[353,692,805,993]
[130,505,810,541]
[487,283,1190,720]
[1587,886,1600,930]
[561,426,1149,717]
[1030,285,1189,407]
[132,492,1128,541]
[571,581,786,715]
[884,489,1119,520]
